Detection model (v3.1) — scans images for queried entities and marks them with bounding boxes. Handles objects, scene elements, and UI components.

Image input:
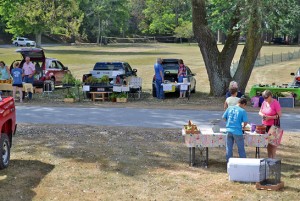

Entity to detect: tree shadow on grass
[0,160,55,201]
[45,49,175,56]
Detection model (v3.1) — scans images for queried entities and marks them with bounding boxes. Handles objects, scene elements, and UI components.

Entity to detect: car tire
[191,84,196,93]
[14,43,18,46]
[0,133,10,170]
[26,43,30,47]
[191,82,196,94]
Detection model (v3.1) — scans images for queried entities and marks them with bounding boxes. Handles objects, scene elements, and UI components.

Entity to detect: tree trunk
[192,0,264,96]
[217,30,225,44]
[96,17,101,44]
[35,32,42,48]
[233,0,263,93]
[192,0,240,96]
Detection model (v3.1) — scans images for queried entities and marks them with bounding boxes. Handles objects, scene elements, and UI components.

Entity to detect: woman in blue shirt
[0,61,10,80]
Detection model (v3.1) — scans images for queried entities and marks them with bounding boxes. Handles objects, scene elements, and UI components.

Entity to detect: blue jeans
[155,79,164,99]
[226,132,246,162]
[178,76,187,92]
[23,75,34,99]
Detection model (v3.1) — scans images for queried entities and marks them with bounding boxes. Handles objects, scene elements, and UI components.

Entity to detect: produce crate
[256,181,284,191]
[116,98,127,103]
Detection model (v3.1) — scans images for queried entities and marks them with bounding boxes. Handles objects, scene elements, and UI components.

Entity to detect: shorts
[12,83,23,87]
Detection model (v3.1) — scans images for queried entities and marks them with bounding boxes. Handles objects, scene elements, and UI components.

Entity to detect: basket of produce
[184,120,201,134]
[255,125,266,134]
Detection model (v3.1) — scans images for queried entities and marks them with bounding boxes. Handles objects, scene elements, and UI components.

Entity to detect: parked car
[271,37,288,45]
[12,37,36,47]
[10,48,71,87]
[152,59,196,97]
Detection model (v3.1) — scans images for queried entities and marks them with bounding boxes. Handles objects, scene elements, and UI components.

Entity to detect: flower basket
[116,98,127,103]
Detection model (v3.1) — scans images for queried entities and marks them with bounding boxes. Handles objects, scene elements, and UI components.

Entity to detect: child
[224,87,240,110]
[11,62,23,103]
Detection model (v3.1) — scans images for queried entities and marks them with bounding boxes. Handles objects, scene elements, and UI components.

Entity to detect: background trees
[0,0,82,47]
[0,0,300,96]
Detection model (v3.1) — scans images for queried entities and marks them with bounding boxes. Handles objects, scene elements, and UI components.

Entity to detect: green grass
[2,43,300,93]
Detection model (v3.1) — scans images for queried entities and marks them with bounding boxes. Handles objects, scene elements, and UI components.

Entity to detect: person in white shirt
[224,87,240,110]
[22,56,36,100]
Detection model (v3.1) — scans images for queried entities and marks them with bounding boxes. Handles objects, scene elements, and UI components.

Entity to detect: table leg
[205,147,208,168]
[189,147,195,166]
[255,147,260,158]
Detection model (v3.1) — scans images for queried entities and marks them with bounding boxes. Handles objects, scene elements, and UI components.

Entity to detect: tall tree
[0,0,81,46]
[140,0,192,34]
[192,0,300,96]
[80,0,129,44]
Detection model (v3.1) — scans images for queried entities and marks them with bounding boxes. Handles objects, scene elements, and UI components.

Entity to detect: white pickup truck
[82,62,138,92]
[12,37,36,47]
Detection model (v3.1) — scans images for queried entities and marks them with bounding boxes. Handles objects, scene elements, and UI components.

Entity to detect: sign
[82,85,90,92]
[278,97,294,108]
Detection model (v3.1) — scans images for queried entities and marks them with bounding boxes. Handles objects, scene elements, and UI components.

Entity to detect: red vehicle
[0,97,17,169]
[10,48,71,87]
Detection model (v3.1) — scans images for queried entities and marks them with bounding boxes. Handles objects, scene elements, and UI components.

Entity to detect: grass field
[1,43,300,94]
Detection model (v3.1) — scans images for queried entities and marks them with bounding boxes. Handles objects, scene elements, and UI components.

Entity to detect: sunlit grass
[1,43,300,93]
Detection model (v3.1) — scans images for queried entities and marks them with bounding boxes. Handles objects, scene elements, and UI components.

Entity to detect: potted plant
[109,92,118,102]
[116,92,128,102]
[62,72,76,87]
[64,91,76,103]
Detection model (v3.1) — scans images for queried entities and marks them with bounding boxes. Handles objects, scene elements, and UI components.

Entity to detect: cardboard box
[228,158,266,182]
[34,88,43,94]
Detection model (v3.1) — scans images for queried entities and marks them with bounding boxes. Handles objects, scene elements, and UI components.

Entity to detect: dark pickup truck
[82,62,137,93]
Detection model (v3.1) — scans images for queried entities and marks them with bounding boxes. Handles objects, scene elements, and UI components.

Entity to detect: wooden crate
[116,98,127,103]
[34,88,43,94]
[64,98,75,103]
[256,181,284,191]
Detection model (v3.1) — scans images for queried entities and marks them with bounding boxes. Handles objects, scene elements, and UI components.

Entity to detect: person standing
[258,90,282,158]
[11,62,23,103]
[154,58,164,99]
[224,87,240,110]
[22,56,36,100]
[177,59,187,98]
[222,98,248,162]
[225,81,243,98]
[0,61,11,80]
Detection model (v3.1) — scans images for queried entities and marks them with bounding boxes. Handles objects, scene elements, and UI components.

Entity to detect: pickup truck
[0,96,17,170]
[82,62,137,92]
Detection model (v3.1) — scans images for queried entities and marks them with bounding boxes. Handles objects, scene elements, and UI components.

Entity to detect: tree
[140,0,192,34]
[174,21,193,43]
[0,0,82,46]
[80,0,129,44]
[192,0,300,96]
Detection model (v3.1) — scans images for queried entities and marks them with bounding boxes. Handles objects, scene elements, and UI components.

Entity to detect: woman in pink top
[258,90,282,158]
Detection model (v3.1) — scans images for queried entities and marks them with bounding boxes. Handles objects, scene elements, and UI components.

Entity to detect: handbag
[268,117,284,146]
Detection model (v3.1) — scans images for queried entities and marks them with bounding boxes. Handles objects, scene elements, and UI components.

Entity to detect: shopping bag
[268,118,283,146]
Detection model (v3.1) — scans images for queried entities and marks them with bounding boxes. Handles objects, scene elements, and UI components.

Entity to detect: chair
[128,77,142,99]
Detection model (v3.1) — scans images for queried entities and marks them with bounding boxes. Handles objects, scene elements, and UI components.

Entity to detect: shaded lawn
[0,124,299,201]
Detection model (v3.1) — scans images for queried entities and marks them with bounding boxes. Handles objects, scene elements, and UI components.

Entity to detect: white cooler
[227,158,266,182]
